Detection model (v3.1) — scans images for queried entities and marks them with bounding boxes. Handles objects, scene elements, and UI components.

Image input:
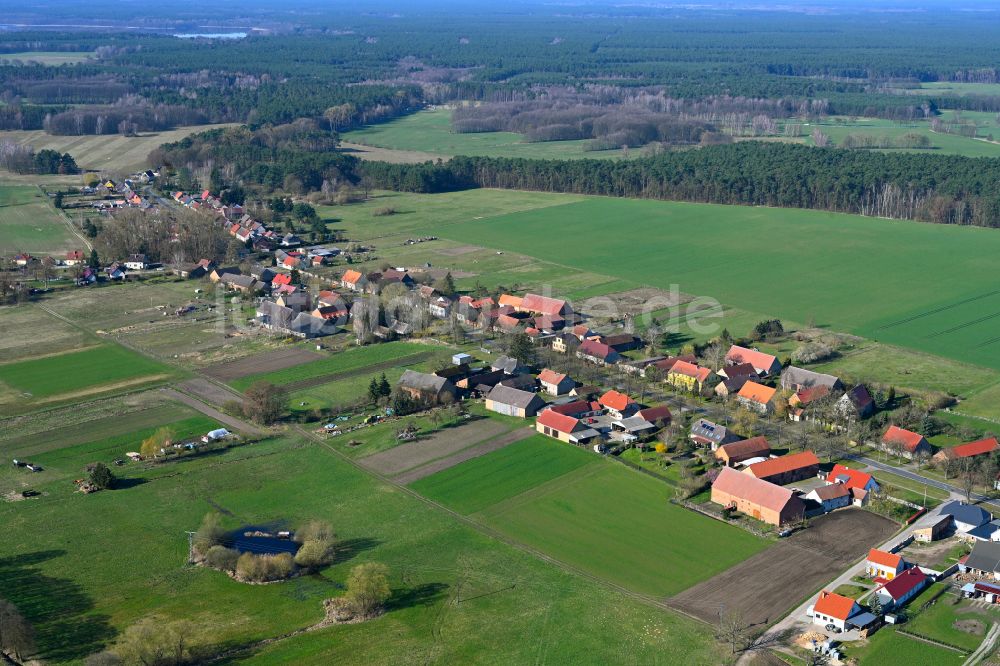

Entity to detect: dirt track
[667,509,897,629]
[394,427,534,484]
[357,419,509,478]
[201,347,324,382]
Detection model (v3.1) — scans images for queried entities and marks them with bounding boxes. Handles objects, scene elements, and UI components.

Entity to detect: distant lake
[175,32,247,39]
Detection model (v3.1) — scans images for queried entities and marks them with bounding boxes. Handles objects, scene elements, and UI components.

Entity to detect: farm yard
[668,510,897,628]
[0,185,79,253]
[0,124,237,174]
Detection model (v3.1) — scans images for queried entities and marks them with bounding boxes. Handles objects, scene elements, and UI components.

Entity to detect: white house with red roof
[599,390,637,418]
[826,464,880,494]
[535,409,600,444]
[874,567,927,610]
[809,590,861,631]
[538,369,575,396]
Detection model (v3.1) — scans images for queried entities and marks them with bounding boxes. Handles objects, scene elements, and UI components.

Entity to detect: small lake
[175,32,247,39]
[228,526,300,556]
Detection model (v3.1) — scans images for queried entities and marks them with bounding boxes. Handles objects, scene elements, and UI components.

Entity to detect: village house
[711,467,805,527]
[518,293,572,317]
[312,304,350,321]
[106,262,126,280]
[636,405,672,429]
[599,390,637,419]
[536,408,600,444]
[717,362,759,382]
[551,333,575,354]
[714,375,753,399]
[689,418,740,449]
[787,385,833,422]
[780,366,843,392]
[837,384,876,420]
[601,333,642,353]
[933,437,1000,465]
[64,250,85,266]
[183,258,216,279]
[398,370,458,405]
[277,291,311,313]
[809,591,861,632]
[576,339,620,366]
[736,381,777,414]
[538,369,575,396]
[13,252,34,267]
[881,425,933,460]
[666,360,714,395]
[725,345,782,376]
[648,354,698,376]
[549,400,603,419]
[715,436,771,467]
[941,501,993,534]
[341,269,367,292]
[866,548,906,580]
[873,568,927,611]
[745,450,819,485]
[429,296,452,319]
[220,273,259,294]
[804,483,851,513]
[210,267,240,283]
[826,464,880,494]
[485,384,545,418]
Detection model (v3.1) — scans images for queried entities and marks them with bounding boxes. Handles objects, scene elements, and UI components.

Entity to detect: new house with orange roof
[599,390,637,418]
[809,591,861,632]
[826,464,880,494]
[866,548,906,580]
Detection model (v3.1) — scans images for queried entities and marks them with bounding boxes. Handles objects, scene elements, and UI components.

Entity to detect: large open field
[0,425,727,664]
[0,343,174,414]
[411,439,768,598]
[343,108,630,160]
[0,124,236,174]
[0,51,93,65]
[0,184,80,253]
[424,196,1000,372]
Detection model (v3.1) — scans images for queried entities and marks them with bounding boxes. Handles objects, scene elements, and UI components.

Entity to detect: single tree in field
[716,608,749,655]
[345,562,391,618]
[242,381,287,425]
[0,598,35,662]
[113,617,201,666]
[88,462,115,490]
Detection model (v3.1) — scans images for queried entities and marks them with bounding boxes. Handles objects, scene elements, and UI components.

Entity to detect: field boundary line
[390,426,533,483]
[296,425,700,623]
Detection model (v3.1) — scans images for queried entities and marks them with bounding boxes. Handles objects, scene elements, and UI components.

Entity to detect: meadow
[426,196,1000,373]
[0,430,727,664]
[0,344,173,413]
[0,124,236,174]
[0,184,79,253]
[0,51,93,65]
[409,435,596,514]
[803,115,1000,158]
[342,108,630,160]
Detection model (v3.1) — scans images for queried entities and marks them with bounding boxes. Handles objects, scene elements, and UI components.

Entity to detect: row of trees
[0,141,77,174]
[360,144,1000,227]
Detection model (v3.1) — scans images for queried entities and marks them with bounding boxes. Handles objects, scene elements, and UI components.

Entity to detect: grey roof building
[780,366,844,392]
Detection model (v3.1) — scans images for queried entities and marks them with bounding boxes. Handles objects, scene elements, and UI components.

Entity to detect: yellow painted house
[666,360,713,394]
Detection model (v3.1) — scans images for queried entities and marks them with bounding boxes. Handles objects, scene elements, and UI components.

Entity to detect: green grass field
[843,626,966,666]
[0,185,79,253]
[343,108,630,160]
[1,432,726,664]
[231,341,436,392]
[426,196,1000,373]
[0,344,173,412]
[410,435,596,514]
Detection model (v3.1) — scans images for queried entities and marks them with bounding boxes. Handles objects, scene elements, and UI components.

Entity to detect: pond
[227,525,300,556]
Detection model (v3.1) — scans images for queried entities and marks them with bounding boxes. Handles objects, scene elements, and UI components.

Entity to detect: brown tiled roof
[712,467,796,513]
[746,451,819,479]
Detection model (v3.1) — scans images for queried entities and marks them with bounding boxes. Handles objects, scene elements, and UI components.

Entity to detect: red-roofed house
[636,405,672,428]
[577,339,620,366]
[272,273,293,287]
[536,409,599,444]
[538,369,575,396]
[826,464,880,494]
[725,345,782,376]
[934,437,1000,464]
[874,567,927,610]
[548,400,602,418]
[810,591,861,632]
[866,548,906,580]
[599,390,637,418]
[745,451,819,485]
[736,381,778,414]
[341,269,365,291]
[519,293,571,316]
[65,249,85,266]
[881,426,932,460]
[711,467,805,526]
